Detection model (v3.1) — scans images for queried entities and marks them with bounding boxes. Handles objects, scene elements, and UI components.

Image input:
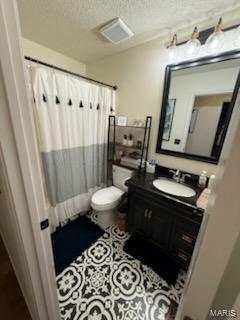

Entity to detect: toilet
[91,165,134,229]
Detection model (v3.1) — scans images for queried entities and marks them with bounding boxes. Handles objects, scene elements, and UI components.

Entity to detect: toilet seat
[91,186,124,211]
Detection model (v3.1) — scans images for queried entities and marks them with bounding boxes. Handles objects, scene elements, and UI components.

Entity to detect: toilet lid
[92,186,124,205]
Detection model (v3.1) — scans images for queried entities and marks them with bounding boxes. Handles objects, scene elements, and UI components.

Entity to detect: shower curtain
[32,67,115,229]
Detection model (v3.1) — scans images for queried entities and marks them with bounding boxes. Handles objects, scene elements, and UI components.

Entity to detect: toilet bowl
[91,165,134,229]
[91,186,124,228]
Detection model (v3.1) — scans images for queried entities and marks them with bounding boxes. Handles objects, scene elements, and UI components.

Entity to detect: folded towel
[128,151,141,160]
[197,188,211,209]
[120,156,145,169]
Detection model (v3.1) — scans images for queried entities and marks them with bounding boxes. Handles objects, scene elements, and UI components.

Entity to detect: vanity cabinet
[127,184,203,270]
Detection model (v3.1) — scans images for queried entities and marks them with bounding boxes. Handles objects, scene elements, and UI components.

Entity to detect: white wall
[22,38,86,74]
[87,39,220,175]
[229,293,240,320]
[163,66,239,152]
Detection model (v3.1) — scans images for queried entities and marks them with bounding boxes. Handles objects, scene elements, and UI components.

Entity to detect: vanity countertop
[126,170,205,214]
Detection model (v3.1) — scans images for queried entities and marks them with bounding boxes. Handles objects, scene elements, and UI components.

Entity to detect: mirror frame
[156,50,240,164]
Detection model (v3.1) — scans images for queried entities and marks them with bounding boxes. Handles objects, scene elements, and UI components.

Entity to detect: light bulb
[168,46,177,61]
[206,32,225,52]
[185,27,201,58]
[167,34,177,62]
[234,25,240,47]
[206,18,225,53]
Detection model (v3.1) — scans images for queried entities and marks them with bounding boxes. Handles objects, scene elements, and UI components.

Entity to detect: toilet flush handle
[124,177,131,187]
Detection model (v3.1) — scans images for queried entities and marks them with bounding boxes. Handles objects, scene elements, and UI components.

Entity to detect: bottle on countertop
[208,174,216,190]
[198,170,207,188]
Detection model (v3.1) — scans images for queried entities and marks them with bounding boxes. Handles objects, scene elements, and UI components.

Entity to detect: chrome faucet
[169,169,181,183]
[169,169,191,183]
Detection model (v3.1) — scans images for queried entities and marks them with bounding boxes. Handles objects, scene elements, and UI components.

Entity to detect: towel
[197,188,211,209]
[120,156,145,169]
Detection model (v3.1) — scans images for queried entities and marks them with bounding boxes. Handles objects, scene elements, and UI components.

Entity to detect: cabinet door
[127,194,148,236]
[147,202,173,250]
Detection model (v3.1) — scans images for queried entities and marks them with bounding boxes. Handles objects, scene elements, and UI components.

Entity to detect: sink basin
[153,178,196,197]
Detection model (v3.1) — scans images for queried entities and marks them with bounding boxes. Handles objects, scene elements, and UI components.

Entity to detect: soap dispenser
[198,170,207,188]
[208,174,216,190]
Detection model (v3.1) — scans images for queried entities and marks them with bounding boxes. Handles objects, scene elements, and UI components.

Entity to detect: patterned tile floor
[56,214,186,320]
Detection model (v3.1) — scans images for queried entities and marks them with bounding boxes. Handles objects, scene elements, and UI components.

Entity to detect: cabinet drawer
[170,219,199,261]
[172,248,191,268]
[172,219,199,243]
[175,229,196,246]
[176,250,190,263]
[171,237,194,256]
[180,233,195,245]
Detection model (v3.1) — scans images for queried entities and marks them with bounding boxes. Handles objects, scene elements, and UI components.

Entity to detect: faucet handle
[175,169,180,176]
[169,169,176,178]
[180,173,191,183]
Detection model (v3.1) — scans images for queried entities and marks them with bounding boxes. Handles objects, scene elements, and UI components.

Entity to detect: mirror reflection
[159,59,240,161]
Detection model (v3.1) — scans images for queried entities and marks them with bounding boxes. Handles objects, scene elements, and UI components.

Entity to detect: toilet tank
[112,165,134,191]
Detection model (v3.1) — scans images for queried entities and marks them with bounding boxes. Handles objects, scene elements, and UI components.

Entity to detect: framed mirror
[156,51,240,163]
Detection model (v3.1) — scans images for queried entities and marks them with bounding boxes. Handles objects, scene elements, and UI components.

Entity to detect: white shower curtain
[32,67,115,229]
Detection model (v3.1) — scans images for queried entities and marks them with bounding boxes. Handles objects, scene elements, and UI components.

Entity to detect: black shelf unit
[107,115,152,182]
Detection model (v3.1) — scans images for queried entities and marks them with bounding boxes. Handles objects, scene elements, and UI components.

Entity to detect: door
[128,191,173,250]
[147,201,173,250]
[127,193,149,236]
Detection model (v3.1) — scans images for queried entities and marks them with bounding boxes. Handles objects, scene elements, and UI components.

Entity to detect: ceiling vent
[100,18,134,43]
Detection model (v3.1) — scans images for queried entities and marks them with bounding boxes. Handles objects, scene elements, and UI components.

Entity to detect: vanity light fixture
[167,34,178,62]
[184,27,201,59]
[206,17,225,53]
[166,19,239,62]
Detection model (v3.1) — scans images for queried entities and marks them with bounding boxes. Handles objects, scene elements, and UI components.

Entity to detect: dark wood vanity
[126,170,204,270]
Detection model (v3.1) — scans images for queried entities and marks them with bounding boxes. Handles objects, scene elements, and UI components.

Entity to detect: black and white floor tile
[56,213,186,320]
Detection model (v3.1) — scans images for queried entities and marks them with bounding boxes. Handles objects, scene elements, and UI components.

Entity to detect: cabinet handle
[144,209,148,219]
[177,251,188,262]
[148,210,152,219]
[181,234,193,244]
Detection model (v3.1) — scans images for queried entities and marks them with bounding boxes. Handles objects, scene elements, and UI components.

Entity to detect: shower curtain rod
[24,56,118,91]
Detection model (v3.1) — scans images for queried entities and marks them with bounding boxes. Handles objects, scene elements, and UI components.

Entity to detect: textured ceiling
[17,0,240,63]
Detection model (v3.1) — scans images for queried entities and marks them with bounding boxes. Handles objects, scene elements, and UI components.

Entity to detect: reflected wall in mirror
[156,51,240,163]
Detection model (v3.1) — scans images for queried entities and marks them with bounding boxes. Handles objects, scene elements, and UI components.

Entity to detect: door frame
[211,101,231,158]
[0,1,60,319]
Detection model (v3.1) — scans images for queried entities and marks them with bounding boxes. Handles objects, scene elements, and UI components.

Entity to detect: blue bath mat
[51,215,104,275]
[124,234,180,285]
